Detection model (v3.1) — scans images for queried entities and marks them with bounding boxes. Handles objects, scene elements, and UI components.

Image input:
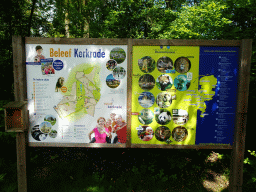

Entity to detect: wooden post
[12,36,28,192]
[229,39,253,192]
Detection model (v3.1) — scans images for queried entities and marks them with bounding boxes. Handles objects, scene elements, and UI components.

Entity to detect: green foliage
[160,0,232,39]
[243,150,256,188]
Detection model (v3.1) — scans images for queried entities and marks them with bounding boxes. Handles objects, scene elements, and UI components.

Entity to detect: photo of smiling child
[34,45,45,62]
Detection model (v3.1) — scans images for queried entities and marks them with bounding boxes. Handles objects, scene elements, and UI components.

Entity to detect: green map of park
[54,64,101,121]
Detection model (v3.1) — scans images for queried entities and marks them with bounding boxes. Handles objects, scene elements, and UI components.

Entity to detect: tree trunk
[27,0,37,37]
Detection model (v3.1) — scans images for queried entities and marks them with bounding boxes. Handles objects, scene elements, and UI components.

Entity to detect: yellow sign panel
[132,46,200,145]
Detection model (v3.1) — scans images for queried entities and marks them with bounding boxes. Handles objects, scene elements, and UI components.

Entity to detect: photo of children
[88,117,112,143]
[41,60,55,75]
[88,113,126,144]
[137,126,154,141]
[34,45,45,62]
[138,56,155,73]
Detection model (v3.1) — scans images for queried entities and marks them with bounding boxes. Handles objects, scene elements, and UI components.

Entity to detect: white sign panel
[26,44,127,144]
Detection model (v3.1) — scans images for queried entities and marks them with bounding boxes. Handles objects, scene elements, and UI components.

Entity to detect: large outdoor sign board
[25,39,241,148]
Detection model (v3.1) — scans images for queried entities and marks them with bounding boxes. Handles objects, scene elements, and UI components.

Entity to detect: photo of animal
[172,127,188,142]
[138,56,156,73]
[174,57,191,74]
[157,74,173,91]
[138,109,154,125]
[156,110,172,125]
[155,126,171,142]
[156,92,173,108]
[55,77,64,92]
[157,57,173,73]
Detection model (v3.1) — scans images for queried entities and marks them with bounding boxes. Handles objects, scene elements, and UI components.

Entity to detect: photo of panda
[155,109,172,125]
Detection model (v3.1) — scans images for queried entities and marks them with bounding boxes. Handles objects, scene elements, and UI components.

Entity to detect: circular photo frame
[157,57,173,73]
[31,125,47,141]
[172,109,189,125]
[138,56,156,73]
[138,109,154,125]
[137,126,154,141]
[49,130,58,138]
[39,121,52,134]
[106,60,117,71]
[156,74,173,91]
[174,57,191,74]
[156,92,172,108]
[174,75,191,91]
[138,92,155,108]
[113,67,126,79]
[44,115,56,126]
[139,74,155,91]
[106,74,120,88]
[155,109,172,125]
[155,126,171,142]
[110,47,126,64]
[172,126,188,142]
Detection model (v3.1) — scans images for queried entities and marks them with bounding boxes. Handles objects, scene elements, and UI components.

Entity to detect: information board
[26,44,127,144]
[131,45,239,145]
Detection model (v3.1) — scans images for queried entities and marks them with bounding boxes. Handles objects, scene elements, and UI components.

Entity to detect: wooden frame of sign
[12,36,252,192]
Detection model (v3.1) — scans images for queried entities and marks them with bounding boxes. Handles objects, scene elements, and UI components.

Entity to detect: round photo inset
[113,67,126,79]
[137,126,154,141]
[172,126,188,142]
[156,74,173,91]
[155,126,171,142]
[174,75,191,91]
[157,57,174,73]
[106,60,117,71]
[139,74,155,91]
[156,92,172,108]
[172,109,189,125]
[138,92,155,108]
[44,115,56,126]
[49,130,57,138]
[106,74,120,88]
[138,56,156,73]
[155,109,172,125]
[39,121,52,134]
[174,57,191,74]
[110,47,126,64]
[138,109,154,125]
